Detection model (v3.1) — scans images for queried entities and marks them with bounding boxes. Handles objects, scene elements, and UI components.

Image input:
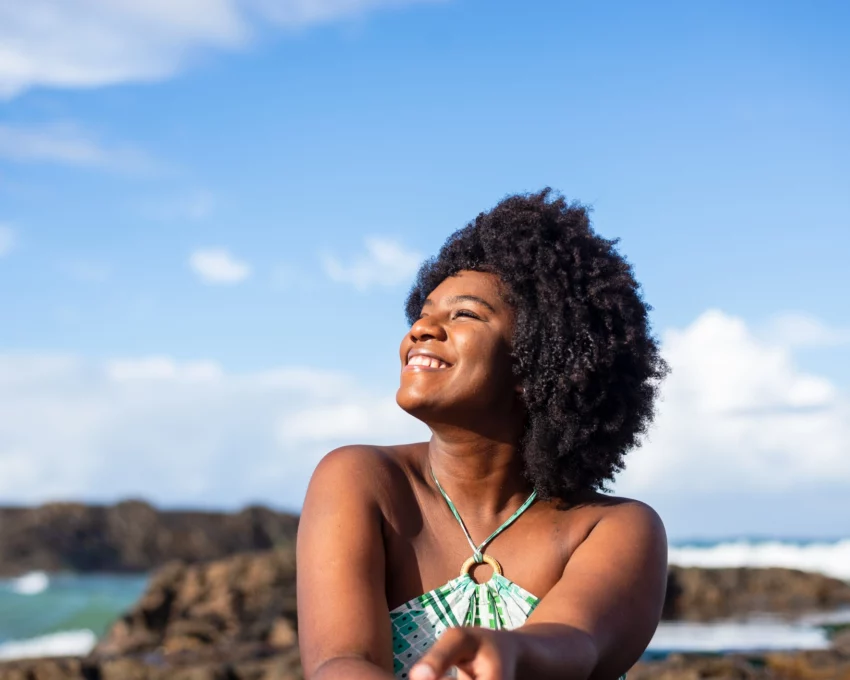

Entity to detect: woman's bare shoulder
[544,490,665,555]
[573,492,667,553]
[587,492,664,523]
[307,442,428,509]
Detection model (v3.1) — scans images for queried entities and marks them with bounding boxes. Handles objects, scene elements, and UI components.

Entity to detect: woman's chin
[395,388,447,420]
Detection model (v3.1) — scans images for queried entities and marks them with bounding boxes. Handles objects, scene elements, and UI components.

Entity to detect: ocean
[1,539,849,661]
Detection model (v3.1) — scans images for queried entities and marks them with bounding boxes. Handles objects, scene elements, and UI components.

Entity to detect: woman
[297,189,669,680]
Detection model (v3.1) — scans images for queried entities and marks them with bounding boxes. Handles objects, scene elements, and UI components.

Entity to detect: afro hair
[405,189,668,501]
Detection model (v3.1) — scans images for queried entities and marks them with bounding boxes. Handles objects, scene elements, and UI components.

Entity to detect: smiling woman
[296,189,670,680]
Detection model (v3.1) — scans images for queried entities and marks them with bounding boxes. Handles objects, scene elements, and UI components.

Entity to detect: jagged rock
[665,566,850,620]
[95,550,298,657]
[0,646,303,680]
[4,508,850,680]
[629,649,850,679]
[0,502,298,576]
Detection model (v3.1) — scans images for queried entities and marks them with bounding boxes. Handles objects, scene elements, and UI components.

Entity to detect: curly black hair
[405,189,668,501]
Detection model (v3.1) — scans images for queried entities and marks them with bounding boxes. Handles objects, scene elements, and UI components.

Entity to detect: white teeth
[408,355,449,368]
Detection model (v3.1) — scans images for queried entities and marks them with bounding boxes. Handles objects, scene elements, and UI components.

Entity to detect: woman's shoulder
[544,490,665,548]
[307,442,427,511]
[311,442,425,479]
[569,491,667,552]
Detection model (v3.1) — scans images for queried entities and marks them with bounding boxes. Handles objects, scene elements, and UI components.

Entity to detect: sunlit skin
[296,270,668,680]
[397,271,524,446]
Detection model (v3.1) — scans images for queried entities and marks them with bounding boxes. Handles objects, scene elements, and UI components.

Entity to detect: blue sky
[0,0,848,539]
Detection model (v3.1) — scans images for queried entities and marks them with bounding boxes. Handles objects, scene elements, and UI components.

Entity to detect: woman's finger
[410,628,481,680]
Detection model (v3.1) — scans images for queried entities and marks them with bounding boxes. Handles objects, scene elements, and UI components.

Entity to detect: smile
[404,350,453,372]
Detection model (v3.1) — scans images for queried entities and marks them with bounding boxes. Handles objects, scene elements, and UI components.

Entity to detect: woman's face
[396,270,521,427]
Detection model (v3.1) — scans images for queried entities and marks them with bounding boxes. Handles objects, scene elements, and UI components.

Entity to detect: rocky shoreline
[0,501,298,576]
[2,503,849,679]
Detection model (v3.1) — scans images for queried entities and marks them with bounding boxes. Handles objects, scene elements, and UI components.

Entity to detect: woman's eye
[453,309,480,320]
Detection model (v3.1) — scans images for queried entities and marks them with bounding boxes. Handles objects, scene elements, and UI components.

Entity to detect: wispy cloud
[322,236,421,290]
[249,0,448,27]
[0,0,448,99]
[0,123,159,173]
[190,248,252,284]
[0,354,426,506]
[0,310,848,523]
[761,311,850,349]
[0,224,14,257]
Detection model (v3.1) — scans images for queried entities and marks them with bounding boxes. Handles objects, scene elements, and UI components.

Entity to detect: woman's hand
[409,627,520,680]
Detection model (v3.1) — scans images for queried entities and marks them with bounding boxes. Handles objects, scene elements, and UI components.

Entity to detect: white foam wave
[8,571,50,595]
[0,630,97,660]
[649,621,830,652]
[669,539,850,580]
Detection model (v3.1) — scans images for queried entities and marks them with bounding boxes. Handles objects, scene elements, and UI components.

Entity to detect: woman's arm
[412,501,667,680]
[517,501,667,679]
[296,446,397,680]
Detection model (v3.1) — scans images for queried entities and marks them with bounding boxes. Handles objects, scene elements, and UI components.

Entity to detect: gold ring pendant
[460,554,503,578]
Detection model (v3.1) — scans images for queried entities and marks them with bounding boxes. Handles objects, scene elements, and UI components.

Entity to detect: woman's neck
[426,428,534,519]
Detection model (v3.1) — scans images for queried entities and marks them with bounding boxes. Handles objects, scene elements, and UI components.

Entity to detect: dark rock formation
[628,649,850,679]
[665,566,850,620]
[0,645,303,680]
[0,549,302,680]
[94,549,298,656]
[3,518,850,679]
[0,501,298,576]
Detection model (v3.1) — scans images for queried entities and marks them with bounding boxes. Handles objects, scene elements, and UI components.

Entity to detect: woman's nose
[409,315,447,342]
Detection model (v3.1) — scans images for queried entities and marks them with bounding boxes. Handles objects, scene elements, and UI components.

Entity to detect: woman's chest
[382,500,598,611]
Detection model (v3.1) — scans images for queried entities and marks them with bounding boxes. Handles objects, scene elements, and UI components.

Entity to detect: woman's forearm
[311,656,397,680]
[512,623,598,680]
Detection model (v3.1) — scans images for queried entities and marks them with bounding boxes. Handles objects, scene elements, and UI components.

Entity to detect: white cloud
[0,0,447,99]
[189,248,252,284]
[617,309,850,496]
[761,311,850,349]
[277,398,417,443]
[0,123,159,173]
[323,236,422,290]
[106,357,223,382]
[0,353,427,507]
[0,224,14,256]
[2,309,846,535]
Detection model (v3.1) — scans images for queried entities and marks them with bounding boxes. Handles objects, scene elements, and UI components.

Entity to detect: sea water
[0,572,147,659]
[0,539,848,661]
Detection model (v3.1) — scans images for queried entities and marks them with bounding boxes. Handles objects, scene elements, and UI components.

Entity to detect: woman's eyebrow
[423,294,496,313]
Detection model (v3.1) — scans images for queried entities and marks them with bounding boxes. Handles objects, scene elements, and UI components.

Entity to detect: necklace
[430,466,538,578]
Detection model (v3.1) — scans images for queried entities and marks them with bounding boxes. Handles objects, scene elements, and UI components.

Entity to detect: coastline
[2,502,849,679]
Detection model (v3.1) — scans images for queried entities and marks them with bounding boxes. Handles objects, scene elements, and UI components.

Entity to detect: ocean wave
[0,629,97,660]
[648,620,830,652]
[7,571,50,596]
[669,539,850,580]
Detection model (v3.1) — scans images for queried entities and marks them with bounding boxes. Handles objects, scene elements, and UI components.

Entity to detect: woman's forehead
[428,270,505,300]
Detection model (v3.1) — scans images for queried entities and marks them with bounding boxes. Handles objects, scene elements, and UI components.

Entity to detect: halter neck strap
[430,466,538,564]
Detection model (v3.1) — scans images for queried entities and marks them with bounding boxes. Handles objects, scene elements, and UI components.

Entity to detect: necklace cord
[430,466,538,564]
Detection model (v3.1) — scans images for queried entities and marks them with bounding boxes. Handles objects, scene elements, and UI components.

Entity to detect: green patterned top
[389,469,627,679]
[390,571,541,678]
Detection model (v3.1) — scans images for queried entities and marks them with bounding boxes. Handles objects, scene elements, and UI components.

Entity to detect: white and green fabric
[390,572,540,678]
[389,469,627,679]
